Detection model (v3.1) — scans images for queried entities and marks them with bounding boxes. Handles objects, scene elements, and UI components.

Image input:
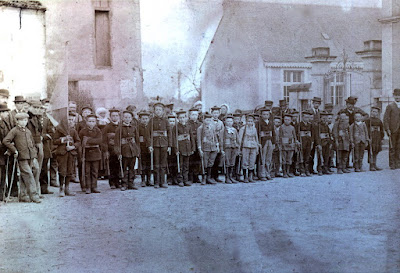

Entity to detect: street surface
[0,151,399,273]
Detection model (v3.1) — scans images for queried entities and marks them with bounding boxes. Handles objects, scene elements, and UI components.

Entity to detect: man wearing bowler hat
[384,89,400,169]
[342,96,362,125]
[10,95,27,127]
[309,96,322,174]
[0,89,9,104]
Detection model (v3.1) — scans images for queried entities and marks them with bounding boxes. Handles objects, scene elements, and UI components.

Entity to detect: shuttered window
[95,10,111,67]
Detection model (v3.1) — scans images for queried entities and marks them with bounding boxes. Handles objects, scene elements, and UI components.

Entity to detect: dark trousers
[84,160,100,190]
[108,154,120,187]
[309,144,316,172]
[154,147,167,186]
[272,149,280,175]
[189,151,201,175]
[354,142,366,170]
[317,144,331,172]
[300,139,312,174]
[337,150,349,170]
[122,157,137,188]
[0,157,18,199]
[177,155,190,183]
[211,152,222,178]
[389,129,400,169]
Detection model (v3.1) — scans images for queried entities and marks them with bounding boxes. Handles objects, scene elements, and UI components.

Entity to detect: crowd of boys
[1,87,400,203]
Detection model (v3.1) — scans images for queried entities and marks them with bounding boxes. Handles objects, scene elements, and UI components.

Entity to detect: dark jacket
[383,102,400,134]
[79,126,103,161]
[27,112,42,144]
[3,126,38,160]
[53,128,80,156]
[102,122,119,154]
[42,115,56,158]
[172,122,196,156]
[365,117,384,153]
[114,123,140,158]
[0,119,12,165]
[149,116,172,148]
[257,119,276,146]
[138,123,150,154]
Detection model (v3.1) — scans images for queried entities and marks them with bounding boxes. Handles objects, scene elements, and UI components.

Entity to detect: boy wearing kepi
[53,111,81,196]
[278,114,297,178]
[298,110,314,177]
[79,114,103,194]
[197,113,220,185]
[257,108,276,181]
[188,108,202,184]
[3,112,41,203]
[333,111,351,174]
[138,111,151,187]
[115,110,140,191]
[173,110,196,187]
[365,106,384,171]
[350,111,370,172]
[315,111,333,175]
[239,114,260,183]
[223,114,239,184]
[272,116,283,178]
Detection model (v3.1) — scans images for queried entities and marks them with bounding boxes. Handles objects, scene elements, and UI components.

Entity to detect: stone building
[200,2,383,113]
[0,1,47,103]
[0,0,143,111]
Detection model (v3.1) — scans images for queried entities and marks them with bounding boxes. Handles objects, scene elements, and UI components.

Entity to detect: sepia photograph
[0,0,399,272]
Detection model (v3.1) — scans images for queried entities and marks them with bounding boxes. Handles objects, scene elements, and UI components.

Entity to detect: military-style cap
[122,110,134,117]
[14,96,26,103]
[153,102,165,108]
[279,100,287,106]
[193,101,202,107]
[41,98,50,104]
[138,110,150,117]
[259,107,271,113]
[233,113,241,117]
[393,89,400,96]
[290,109,299,115]
[68,111,76,116]
[176,109,186,116]
[188,107,199,112]
[86,114,97,119]
[224,114,234,120]
[312,97,322,102]
[15,112,29,120]
[273,115,282,120]
[167,114,176,119]
[324,103,333,109]
[345,96,358,105]
[320,111,330,116]
[210,105,221,111]
[264,100,273,107]
[302,109,313,115]
[204,113,212,119]
[29,100,42,107]
[109,107,120,113]
[246,114,255,119]
[371,106,381,111]
[81,105,92,112]
[0,89,9,97]
[0,103,10,112]
[283,113,293,118]
[165,103,174,109]
[234,109,242,114]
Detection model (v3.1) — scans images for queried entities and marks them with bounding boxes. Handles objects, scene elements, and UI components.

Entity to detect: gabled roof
[217,2,382,63]
[0,0,45,11]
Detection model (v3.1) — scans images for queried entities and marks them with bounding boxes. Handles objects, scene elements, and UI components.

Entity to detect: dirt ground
[0,151,399,273]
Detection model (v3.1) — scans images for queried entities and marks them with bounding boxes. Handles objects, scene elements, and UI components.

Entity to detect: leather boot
[59,175,65,197]
[230,167,238,183]
[248,170,254,183]
[243,169,249,183]
[201,174,206,185]
[41,184,53,194]
[141,175,146,187]
[225,168,232,184]
[206,168,216,184]
[65,177,76,196]
[288,165,294,177]
[283,165,288,178]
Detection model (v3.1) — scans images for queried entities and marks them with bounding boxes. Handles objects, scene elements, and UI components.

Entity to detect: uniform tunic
[188,119,202,175]
[197,123,220,168]
[102,122,120,187]
[278,124,296,165]
[53,128,80,177]
[239,125,259,170]
[365,117,384,153]
[223,126,239,167]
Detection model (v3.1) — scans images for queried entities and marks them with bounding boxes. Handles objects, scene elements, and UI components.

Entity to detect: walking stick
[176,123,180,174]
[150,115,154,184]
[6,157,17,203]
[3,155,9,202]
[47,158,51,188]
[118,122,124,179]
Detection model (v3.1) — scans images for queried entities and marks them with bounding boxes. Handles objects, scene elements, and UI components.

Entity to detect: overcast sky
[140,0,383,102]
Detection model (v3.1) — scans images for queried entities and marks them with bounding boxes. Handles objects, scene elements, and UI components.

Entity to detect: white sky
[140,0,383,101]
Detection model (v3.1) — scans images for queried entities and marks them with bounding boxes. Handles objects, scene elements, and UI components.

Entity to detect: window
[283,70,303,103]
[330,73,344,106]
[95,10,111,67]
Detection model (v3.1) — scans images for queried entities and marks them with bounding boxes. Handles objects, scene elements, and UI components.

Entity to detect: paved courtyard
[0,151,399,273]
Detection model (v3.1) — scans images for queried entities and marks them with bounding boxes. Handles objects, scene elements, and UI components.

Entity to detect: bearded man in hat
[341,96,362,125]
[384,89,400,169]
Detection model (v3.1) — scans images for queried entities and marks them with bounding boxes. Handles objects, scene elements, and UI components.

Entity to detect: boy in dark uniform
[232,113,244,181]
[223,114,239,183]
[167,115,178,185]
[272,116,283,178]
[79,114,103,194]
[298,110,314,177]
[365,106,384,171]
[3,112,41,203]
[53,112,81,196]
[148,102,172,189]
[290,110,301,176]
[173,110,196,187]
[102,107,121,189]
[278,114,297,178]
[315,111,333,175]
[350,111,370,172]
[257,108,276,181]
[115,111,140,191]
[333,111,351,174]
[138,111,151,186]
[188,108,202,183]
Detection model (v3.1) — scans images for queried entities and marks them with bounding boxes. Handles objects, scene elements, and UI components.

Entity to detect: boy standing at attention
[223,114,239,184]
[239,114,260,183]
[350,111,370,172]
[278,114,297,178]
